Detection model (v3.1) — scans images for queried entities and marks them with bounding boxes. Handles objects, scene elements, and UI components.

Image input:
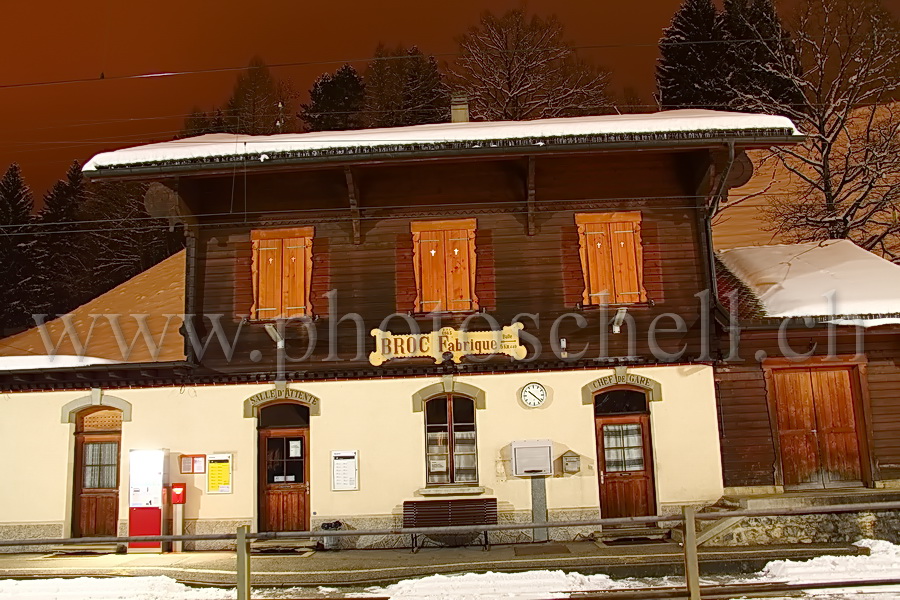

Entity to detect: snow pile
[83,110,799,171]
[0,354,121,371]
[0,576,234,600]
[762,539,900,584]
[717,240,900,321]
[360,570,625,600]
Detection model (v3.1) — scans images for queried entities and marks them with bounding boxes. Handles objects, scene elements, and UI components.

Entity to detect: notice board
[331,450,358,491]
[206,454,233,494]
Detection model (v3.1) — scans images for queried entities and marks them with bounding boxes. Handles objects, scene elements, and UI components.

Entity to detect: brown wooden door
[596,414,655,518]
[259,427,309,532]
[773,368,863,489]
[73,433,120,537]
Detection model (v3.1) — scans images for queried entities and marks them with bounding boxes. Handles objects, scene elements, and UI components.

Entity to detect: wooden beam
[526,156,536,236]
[344,167,361,245]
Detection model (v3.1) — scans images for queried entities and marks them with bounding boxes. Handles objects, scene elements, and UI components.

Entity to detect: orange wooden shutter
[576,212,645,305]
[415,230,446,312]
[253,238,283,319]
[445,228,478,312]
[282,236,313,317]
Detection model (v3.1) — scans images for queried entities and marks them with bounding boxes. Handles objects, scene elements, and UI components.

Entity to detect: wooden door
[73,433,120,537]
[259,427,309,532]
[596,414,655,518]
[772,368,863,489]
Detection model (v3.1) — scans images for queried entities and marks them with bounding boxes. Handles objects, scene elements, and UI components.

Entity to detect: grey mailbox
[511,440,553,476]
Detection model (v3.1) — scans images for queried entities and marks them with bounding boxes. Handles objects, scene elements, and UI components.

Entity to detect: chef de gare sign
[369,322,527,366]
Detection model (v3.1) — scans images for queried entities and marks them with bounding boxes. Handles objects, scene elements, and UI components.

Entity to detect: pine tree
[0,164,36,331]
[364,45,449,128]
[224,57,295,135]
[656,0,727,110]
[32,162,92,316]
[719,0,803,114]
[299,64,366,131]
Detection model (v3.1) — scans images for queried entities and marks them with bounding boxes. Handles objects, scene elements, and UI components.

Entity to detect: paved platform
[0,541,865,587]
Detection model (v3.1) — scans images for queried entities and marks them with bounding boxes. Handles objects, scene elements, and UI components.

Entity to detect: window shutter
[282,236,313,317]
[609,219,645,303]
[253,238,283,319]
[576,212,645,305]
[416,231,447,312]
[445,228,478,312]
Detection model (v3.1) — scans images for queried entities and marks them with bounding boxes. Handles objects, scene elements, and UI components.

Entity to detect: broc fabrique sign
[369,322,527,366]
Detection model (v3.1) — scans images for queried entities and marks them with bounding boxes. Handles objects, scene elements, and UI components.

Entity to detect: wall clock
[520,382,547,408]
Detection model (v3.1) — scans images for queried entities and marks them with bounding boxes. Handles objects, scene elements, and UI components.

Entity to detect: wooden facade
[178,151,715,378]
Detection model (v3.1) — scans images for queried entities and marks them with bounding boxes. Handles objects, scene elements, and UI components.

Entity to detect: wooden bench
[402,498,498,552]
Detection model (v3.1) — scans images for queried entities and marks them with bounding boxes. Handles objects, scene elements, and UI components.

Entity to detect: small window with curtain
[425,395,477,485]
[411,219,478,313]
[251,227,314,320]
[575,212,646,306]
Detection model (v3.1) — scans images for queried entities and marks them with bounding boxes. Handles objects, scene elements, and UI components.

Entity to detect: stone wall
[707,511,900,546]
[0,522,65,553]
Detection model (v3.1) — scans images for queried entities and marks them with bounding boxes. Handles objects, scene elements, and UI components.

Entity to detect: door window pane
[83,442,118,489]
[603,424,645,472]
[266,436,305,484]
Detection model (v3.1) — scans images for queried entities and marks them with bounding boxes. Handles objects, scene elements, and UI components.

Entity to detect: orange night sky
[1,0,897,196]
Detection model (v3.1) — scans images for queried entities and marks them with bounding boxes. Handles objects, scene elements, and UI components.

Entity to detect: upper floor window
[576,212,646,306]
[251,227,314,320]
[411,219,478,313]
[425,395,478,485]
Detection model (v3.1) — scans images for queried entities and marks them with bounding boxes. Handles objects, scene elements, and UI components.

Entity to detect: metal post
[172,504,183,553]
[236,525,251,600]
[682,505,701,600]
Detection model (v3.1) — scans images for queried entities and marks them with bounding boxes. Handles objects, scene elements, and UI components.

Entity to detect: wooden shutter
[282,237,313,317]
[576,212,645,305]
[251,227,314,319]
[252,238,283,320]
[411,219,477,313]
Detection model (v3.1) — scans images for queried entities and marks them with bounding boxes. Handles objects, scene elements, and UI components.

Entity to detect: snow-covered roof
[717,240,900,326]
[83,110,801,176]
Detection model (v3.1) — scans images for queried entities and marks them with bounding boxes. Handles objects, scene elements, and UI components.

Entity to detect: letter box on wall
[511,439,553,476]
[171,483,186,505]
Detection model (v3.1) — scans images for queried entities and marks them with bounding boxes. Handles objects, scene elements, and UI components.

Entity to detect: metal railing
[2,501,900,600]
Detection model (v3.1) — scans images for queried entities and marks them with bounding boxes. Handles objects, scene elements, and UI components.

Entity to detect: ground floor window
[425,395,477,485]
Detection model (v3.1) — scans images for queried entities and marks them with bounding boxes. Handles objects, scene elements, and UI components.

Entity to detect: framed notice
[206,454,233,494]
[331,450,358,491]
[180,454,206,474]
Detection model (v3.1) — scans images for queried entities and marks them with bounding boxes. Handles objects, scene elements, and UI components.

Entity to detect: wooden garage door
[772,367,863,489]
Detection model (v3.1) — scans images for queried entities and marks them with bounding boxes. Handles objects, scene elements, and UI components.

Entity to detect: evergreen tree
[299,64,366,131]
[656,0,727,110]
[364,45,450,127]
[719,0,803,114]
[32,162,92,316]
[224,57,295,135]
[0,164,36,330]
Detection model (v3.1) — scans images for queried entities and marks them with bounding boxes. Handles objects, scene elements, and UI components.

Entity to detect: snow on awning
[83,109,801,175]
[717,240,900,326]
[0,355,121,372]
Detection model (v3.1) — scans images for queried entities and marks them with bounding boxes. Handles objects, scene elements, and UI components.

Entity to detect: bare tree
[725,0,900,259]
[453,9,611,121]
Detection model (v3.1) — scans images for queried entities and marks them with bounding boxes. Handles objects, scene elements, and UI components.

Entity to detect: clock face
[520,382,547,407]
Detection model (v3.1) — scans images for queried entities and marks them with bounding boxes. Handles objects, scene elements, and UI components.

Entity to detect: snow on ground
[717,240,900,320]
[5,540,900,600]
[82,110,800,171]
[0,575,234,600]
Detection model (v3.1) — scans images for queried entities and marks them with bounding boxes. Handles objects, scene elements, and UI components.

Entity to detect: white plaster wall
[0,364,723,533]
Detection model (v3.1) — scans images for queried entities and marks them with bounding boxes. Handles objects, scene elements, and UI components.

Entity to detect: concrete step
[595,526,670,544]
[725,489,900,511]
[49,543,121,555]
[251,538,317,554]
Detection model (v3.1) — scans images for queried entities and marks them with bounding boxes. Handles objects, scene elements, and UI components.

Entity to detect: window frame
[410,219,478,314]
[424,394,478,486]
[575,211,646,306]
[250,227,315,321]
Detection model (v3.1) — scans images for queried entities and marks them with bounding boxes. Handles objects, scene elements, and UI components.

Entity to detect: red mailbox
[171,483,187,505]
